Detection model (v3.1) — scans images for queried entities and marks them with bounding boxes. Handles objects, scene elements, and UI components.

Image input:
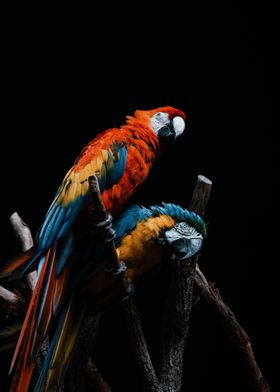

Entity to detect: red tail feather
[9,248,52,392]
[31,247,57,358]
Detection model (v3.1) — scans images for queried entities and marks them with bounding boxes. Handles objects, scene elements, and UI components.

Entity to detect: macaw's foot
[104,260,127,276]
[91,213,115,240]
[120,282,135,302]
[104,261,134,301]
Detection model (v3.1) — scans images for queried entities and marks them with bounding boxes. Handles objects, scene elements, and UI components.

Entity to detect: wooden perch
[9,212,34,252]
[0,286,23,307]
[194,266,270,392]
[157,175,212,391]
[0,212,35,312]
[0,174,270,392]
[85,358,112,392]
[88,175,163,392]
[122,298,163,392]
[64,315,110,392]
[63,175,134,392]
[9,212,37,291]
[88,175,131,297]
[88,175,122,274]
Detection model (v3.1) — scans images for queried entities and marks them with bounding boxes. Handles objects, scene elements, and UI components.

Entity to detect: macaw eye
[151,112,170,134]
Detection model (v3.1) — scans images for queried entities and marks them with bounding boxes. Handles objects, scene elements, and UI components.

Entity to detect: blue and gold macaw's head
[114,203,207,271]
[160,221,204,261]
[72,202,207,300]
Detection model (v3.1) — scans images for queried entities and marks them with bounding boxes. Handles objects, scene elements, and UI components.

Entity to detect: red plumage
[1,106,186,391]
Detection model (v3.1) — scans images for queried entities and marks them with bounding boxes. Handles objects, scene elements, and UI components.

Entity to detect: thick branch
[9,212,34,252]
[88,176,121,273]
[88,174,162,391]
[122,298,163,392]
[156,262,194,392]
[0,286,22,308]
[65,315,101,392]
[189,175,212,215]
[0,288,25,319]
[85,358,112,392]
[157,175,212,391]
[67,175,133,392]
[0,213,36,308]
[194,266,271,392]
[9,212,37,291]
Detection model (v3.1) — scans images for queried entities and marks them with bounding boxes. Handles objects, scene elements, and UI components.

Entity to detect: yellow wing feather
[55,149,112,208]
[45,296,87,391]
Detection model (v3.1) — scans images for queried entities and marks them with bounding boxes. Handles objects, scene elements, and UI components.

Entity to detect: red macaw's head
[132,106,186,142]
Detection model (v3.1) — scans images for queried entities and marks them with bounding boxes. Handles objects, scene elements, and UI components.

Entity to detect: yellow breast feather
[118,215,175,281]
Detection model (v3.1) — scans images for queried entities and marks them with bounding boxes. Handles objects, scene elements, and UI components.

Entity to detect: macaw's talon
[120,283,135,302]
[104,228,116,243]
[91,213,116,241]
[104,260,127,276]
[90,213,114,237]
[91,213,113,228]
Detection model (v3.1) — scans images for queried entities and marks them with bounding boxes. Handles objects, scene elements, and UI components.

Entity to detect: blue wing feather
[114,204,153,245]
[19,144,128,281]
[55,231,74,276]
[105,145,127,187]
[38,144,128,252]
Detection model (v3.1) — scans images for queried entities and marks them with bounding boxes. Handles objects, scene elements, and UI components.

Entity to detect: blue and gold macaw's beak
[163,222,203,261]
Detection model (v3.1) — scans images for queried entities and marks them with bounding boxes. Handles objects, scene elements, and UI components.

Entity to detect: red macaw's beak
[157,115,186,141]
[133,106,186,141]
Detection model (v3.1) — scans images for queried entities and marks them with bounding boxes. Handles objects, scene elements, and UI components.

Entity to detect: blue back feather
[114,205,153,245]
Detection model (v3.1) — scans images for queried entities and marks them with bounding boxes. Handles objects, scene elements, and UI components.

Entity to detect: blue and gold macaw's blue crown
[114,202,207,246]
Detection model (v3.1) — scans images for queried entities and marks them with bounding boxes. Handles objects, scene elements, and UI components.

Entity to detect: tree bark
[194,266,271,392]
[157,175,212,391]
[122,297,163,392]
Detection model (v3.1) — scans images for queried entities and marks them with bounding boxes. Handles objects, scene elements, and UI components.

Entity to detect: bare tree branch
[0,285,19,304]
[88,176,124,274]
[9,212,34,252]
[157,175,212,391]
[9,212,37,291]
[88,174,162,392]
[8,212,49,374]
[194,266,271,392]
[85,358,112,392]
[65,315,101,392]
[122,297,163,392]
[1,174,270,392]
[63,175,135,392]
[0,212,35,307]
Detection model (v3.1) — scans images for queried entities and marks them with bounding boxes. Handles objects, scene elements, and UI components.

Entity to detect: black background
[0,1,276,391]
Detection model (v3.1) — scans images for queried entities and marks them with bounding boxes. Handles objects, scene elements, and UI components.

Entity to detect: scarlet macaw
[1,203,206,391]
[0,107,186,391]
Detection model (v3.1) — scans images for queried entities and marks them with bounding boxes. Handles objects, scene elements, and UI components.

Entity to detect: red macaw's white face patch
[150,112,185,139]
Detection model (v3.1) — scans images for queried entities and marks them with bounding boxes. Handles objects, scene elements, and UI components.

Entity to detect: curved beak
[158,122,176,142]
[169,237,203,261]
[158,116,185,142]
[163,224,203,261]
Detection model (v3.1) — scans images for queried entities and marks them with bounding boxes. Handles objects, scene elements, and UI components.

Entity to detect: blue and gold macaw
[30,202,206,391]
